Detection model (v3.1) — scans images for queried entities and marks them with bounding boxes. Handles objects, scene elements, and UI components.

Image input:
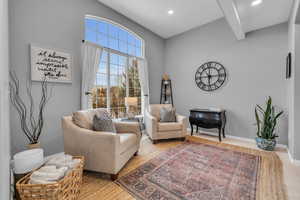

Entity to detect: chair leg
[111,173,119,181]
[222,128,226,138]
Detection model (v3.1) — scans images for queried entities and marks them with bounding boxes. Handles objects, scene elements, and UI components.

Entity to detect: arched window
[85,16,144,57]
[85,16,144,118]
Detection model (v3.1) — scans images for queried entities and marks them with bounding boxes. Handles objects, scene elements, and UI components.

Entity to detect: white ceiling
[98,0,294,39]
[98,0,223,38]
[236,0,294,33]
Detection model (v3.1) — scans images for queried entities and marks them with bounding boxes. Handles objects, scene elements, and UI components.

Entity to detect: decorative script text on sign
[31,45,72,83]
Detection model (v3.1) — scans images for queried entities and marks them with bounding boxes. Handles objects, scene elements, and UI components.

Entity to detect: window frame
[85,15,145,58]
[85,15,144,116]
[96,49,142,117]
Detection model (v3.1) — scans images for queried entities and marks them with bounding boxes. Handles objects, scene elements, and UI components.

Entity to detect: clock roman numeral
[217,79,223,83]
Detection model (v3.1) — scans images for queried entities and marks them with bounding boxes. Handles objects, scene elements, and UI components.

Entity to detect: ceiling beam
[217,0,245,40]
[295,0,300,24]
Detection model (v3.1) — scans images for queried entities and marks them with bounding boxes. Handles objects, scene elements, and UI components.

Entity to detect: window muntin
[86,17,143,118]
[85,17,143,58]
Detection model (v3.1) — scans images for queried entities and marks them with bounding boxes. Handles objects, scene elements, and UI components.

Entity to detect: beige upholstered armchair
[62,109,141,180]
[145,104,188,144]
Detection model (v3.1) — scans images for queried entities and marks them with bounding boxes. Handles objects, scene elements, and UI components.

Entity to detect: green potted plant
[254,96,283,151]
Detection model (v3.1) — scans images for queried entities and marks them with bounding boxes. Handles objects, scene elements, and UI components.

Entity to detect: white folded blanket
[46,154,80,169]
[29,153,81,184]
[29,166,68,184]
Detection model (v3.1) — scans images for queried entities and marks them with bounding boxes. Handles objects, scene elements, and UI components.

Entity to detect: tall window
[85,16,144,118]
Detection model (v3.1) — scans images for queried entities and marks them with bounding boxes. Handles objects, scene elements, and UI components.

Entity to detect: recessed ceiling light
[167,10,174,15]
[251,0,262,7]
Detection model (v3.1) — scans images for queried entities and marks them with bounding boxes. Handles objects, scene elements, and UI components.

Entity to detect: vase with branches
[9,71,51,148]
[254,96,283,151]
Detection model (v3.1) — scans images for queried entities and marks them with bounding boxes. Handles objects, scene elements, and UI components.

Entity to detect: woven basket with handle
[16,156,84,200]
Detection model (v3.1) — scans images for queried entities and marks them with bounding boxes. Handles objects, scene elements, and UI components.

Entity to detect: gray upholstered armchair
[145,104,188,144]
[62,108,141,180]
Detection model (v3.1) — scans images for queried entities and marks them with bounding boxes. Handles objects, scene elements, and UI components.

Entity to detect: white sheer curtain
[81,42,103,109]
[137,58,150,115]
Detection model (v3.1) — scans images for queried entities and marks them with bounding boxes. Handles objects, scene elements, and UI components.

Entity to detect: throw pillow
[73,108,109,130]
[92,111,116,133]
[160,107,176,122]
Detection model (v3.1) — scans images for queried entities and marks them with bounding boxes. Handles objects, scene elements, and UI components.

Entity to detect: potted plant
[9,72,51,149]
[254,96,283,151]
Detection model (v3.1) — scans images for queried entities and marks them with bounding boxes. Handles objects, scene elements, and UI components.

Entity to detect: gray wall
[287,0,297,160]
[164,19,289,145]
[288,0,300,160]
[0,0,10,199]
[293,25,300,159]
[9,0,165,155]
[9,0,293,157]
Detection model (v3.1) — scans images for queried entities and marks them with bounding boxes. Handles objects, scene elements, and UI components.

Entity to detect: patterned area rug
[79,136,286,200]
[116,141,261,200]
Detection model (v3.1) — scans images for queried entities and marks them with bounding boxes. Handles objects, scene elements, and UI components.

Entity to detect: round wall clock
[195,61,227,91]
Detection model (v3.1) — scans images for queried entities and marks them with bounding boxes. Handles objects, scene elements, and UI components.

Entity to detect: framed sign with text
[31,45,72,83]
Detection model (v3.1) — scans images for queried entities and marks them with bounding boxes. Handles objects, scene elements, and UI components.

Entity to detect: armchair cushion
[158,122,182,132]
[114,121,141,140]
[149,104,173,121]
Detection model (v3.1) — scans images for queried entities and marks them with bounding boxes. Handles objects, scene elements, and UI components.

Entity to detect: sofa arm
[145,110,158,139]
[176,114,188,136]
[62,116,120,171]
[114,121,142,140]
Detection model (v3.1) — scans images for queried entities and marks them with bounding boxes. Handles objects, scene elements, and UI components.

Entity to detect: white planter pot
[13,148,44,174]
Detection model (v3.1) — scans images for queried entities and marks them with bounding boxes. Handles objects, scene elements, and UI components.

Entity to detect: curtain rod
[82,39,145,60]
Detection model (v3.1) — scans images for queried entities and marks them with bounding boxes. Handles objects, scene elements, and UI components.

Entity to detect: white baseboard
[188,128,300,166]
[288,150,300,166]
[187,128,287,149]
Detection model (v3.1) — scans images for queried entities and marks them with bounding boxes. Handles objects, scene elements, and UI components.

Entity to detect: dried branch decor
[9,71,51,144]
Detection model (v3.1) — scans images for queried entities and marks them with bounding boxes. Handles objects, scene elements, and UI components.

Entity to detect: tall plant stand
[160,80,174,106]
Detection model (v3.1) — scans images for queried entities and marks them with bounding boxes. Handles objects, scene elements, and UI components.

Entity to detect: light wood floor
[191,133,300,200]
[79,133,300,200]
[79,135,182,200]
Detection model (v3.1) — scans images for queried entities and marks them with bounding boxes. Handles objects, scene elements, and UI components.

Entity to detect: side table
[189,108,226,142]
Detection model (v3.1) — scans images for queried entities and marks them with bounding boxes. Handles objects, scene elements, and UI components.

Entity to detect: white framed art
[30,44,72,83]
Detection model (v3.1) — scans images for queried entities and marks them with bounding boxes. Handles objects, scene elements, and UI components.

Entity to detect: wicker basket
[16,156,84,200]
